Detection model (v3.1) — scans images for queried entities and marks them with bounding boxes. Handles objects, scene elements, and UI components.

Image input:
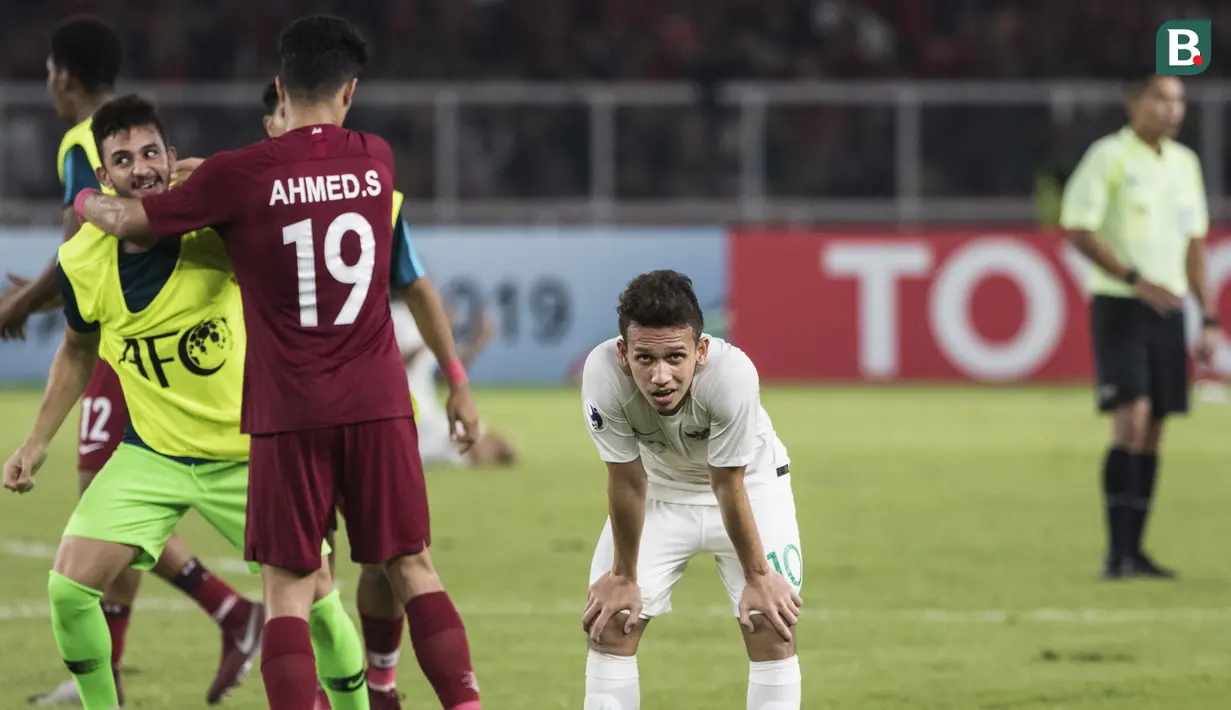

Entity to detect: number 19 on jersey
[282,212,376,328]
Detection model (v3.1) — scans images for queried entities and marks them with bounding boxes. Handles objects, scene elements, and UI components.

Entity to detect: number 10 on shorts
[766,543,803,587]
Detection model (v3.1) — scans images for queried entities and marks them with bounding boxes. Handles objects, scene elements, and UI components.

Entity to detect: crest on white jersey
[683,427,711,441]
[585,401,607,432]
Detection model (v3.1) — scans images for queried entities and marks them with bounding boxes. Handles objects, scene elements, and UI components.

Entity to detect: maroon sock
[361,614,404,690]
[171,557,253,636]
[260,617,317,710]
[405,592,480,709]
[101,602,131,669]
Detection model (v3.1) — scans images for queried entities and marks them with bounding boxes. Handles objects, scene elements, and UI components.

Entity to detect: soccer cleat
[314,685,332,710]
[1100,556,1128,580]
[368,687,404,709]
[1126,554,1177,579]
[205,602,265,704]
[26,679,81,706]
[27,667,124,707]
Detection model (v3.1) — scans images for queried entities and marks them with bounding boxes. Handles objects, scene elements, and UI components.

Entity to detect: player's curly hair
[262,81,279,117]
[278,15,370,104]
[50,15,122,95]
[91,95,167,158]
[617,270,705,341]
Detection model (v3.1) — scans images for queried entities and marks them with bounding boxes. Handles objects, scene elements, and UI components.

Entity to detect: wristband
[1123,268,1140,285]
[73,188,99,221]
[444,358,468,386]
[1203,315,1220,328]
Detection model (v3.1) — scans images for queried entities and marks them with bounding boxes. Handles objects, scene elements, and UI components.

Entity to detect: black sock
[170,557,207,594]
[1129,453,1159,558]
[1102,447,1135,561]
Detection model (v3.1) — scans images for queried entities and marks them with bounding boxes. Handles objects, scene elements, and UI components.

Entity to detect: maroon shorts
[78,361,128,474]
[245,417,430,571]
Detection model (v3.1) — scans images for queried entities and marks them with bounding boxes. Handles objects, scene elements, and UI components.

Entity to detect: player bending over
[580,270,804,710]
[76,16,483,710]
[3,96,371,710]
[2,18,254,707]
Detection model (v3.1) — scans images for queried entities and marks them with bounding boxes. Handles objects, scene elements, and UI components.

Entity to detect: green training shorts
[63,444,250,570]
[62,444,331,571]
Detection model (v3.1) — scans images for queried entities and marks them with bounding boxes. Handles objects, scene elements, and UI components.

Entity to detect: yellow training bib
[58,226,248,460]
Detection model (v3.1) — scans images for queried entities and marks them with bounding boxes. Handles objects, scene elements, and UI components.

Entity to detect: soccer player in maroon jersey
[75,16,483,710]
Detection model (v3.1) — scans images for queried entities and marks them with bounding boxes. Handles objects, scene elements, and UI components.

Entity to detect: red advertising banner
[729,229,1231,382]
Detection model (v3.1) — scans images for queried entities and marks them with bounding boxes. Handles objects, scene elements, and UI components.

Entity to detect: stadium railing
[0,80,1225,226]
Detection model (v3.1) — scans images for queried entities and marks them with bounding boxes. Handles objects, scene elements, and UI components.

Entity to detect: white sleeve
[704,352,760,469]
[581,348,640,464]
[389,299,425,356]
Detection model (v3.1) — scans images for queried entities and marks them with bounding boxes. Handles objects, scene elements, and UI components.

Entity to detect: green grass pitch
[2,385,1231,709]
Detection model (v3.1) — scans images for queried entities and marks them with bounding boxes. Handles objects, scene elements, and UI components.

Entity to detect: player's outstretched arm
[399,276,480,448]
[400,277,464,377]
[706,353,801,639]
[3,326,98,493]
[709,465,770,578]
[710,465,801,641]
[606,459,648,578]
[0,209,80,339]
[76,190,155,246]
[30,326,98,447]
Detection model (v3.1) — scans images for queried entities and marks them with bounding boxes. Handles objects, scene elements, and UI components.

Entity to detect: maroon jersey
[142,125,413,434]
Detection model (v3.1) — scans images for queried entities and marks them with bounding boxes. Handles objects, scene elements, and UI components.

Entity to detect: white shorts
[415,410,467,466]
[588,476,802,618]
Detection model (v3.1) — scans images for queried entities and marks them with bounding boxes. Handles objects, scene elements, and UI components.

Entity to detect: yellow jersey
[55,188,412,461]
[58,225,248,461]
[57,117,112,206]
[1060,126,1208,297]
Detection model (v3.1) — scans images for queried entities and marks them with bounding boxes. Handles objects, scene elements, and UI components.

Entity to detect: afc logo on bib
[119,316,234,388]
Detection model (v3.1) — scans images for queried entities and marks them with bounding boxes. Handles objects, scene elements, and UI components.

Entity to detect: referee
[1059,73,1219,580]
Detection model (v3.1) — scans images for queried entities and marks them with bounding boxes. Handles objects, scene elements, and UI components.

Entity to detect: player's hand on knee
[738,571,803,642]
[3,443,46,494]
[582,571,642,643]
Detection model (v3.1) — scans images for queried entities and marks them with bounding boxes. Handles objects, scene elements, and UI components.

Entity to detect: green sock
[309,590,370,710]
[47,571,119,710]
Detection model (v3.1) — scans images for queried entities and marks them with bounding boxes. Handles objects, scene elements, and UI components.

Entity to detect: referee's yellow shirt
[1059,126,1208,298]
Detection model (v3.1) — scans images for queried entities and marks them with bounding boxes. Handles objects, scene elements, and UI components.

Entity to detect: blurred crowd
[1,0,1228,208]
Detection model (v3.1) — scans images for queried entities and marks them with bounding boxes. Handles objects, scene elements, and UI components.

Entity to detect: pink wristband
[444,358,468,386]
[73,188,99,221]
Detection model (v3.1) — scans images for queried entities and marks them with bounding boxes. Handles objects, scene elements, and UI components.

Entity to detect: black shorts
[1090,295,1189,417]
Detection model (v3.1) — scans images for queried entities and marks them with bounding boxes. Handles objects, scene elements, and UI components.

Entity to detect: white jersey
[389,300,469,465]
[581,335,789,505]
[390,300,443,418]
